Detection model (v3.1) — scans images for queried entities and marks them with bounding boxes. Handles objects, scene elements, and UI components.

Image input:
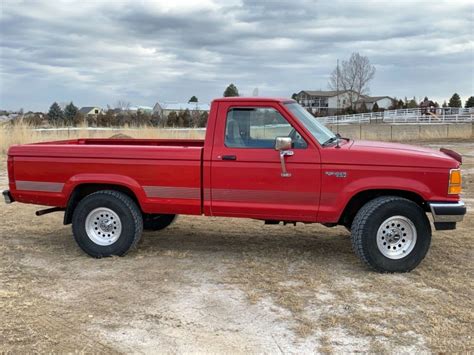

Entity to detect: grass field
[0,134,472,352]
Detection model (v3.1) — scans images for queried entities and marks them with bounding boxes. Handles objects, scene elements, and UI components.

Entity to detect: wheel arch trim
[63,174,145,225]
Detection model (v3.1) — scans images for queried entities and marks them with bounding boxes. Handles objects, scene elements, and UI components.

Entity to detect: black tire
[351,196,431,273]
[143,214,177,231]
[72,190,143,257]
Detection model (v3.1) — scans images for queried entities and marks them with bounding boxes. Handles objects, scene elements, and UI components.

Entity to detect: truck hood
[321,140,460,169]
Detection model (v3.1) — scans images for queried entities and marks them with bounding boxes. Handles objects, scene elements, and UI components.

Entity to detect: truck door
[209,101,321,222]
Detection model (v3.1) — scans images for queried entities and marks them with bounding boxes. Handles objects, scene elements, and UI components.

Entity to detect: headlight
[448,169,462,195]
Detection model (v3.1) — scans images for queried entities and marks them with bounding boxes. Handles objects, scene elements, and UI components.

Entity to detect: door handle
[279,150,294,177]
[221,155,237,161]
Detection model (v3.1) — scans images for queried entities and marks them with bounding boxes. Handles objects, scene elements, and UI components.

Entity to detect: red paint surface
[7,97,461,223]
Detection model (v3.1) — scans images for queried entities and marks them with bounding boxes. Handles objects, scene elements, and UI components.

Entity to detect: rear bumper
[428,201,466,223]
[3,190,14,204]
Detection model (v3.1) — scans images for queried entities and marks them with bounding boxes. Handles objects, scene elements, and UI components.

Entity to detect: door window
[224,107,307,149]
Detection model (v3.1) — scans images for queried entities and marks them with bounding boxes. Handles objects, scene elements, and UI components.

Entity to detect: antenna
[336,59,339,134]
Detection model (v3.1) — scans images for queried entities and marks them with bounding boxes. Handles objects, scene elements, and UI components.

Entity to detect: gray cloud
[0,0,472,111]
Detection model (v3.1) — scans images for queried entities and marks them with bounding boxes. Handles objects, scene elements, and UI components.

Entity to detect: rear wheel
[143,214,177,231]
[72,190,143,257]
[351,196,431,272]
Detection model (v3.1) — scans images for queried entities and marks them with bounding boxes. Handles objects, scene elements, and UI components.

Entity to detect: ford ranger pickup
[3,97,466,272]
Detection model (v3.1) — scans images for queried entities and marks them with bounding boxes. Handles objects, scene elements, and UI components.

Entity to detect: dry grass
[0,122,204,155]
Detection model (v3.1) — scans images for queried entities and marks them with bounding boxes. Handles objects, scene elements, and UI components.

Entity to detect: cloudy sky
[0,0,473,111]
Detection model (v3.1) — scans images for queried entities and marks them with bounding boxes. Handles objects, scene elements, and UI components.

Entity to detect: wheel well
[338,189,427,228]
[63,183,140,225]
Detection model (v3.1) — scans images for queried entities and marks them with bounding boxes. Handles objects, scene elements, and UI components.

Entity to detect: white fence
[320,107,474,125]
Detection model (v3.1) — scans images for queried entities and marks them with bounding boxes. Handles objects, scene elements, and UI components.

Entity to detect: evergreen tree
[397,99,404,109]
[442,100,448,108]
[64,102,78,124]
[359,102,368,113]
[407,97,418,108]
[464,96,474,108]
[189,96,198,102]
[197,111,208,127]
[291,93,298,100]
[223,83,239,97]
[48,102,64,125]
[448,93,462,107]
[372,102,379,112]
[178,109,191,127]
[166,111,178,127]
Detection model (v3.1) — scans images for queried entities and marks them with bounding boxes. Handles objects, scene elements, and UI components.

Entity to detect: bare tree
[329,52,376,110]
[115,100,131,111]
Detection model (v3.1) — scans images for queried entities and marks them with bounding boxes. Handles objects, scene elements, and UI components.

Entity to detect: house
[355,96,395,111]
[79,106,102,115]
[294,90,355,115]
[153,102,210,117]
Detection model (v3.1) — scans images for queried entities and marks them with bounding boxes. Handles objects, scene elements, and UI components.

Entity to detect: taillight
[448,169,461,195]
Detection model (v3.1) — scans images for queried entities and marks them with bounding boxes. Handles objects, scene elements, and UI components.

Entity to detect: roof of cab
[212,97,295,103]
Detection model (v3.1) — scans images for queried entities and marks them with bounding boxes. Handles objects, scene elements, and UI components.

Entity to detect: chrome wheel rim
[376,216,417,259]
[85,208,122,246]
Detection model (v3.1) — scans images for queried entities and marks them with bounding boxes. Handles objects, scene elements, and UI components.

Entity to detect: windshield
[284,103,336,145]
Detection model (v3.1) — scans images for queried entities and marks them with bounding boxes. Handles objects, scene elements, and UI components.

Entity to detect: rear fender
[65,174,145,200]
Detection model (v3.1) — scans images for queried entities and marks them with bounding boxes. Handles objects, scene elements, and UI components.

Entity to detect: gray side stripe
[16,180,64,193]
[143,186,200,199]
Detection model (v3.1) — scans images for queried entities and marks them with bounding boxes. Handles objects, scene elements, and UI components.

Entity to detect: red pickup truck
[3,97,466,272]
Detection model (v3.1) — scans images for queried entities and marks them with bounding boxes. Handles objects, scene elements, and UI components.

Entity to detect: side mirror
[275,136,292,151]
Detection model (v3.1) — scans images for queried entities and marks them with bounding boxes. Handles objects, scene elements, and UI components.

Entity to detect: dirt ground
[1,140,473,353]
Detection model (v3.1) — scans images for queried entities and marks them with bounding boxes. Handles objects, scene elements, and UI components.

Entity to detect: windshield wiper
[323,134,349,148]
[322,136,338,146]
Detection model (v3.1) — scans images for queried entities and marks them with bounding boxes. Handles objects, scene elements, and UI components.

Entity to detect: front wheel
[351,196,431,273]
[72,190,143,257]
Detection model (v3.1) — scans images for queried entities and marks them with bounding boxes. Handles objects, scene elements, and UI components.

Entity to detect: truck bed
[8,138,204,215]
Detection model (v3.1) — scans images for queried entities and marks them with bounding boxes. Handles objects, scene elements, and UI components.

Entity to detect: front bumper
[429,201,466,223]
[3,190,14,204]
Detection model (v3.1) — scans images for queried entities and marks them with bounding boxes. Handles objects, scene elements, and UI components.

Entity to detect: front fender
[318,166,451,223]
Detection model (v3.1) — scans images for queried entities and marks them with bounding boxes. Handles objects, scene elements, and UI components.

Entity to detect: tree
[328,52,376,109]
[197,111,208,127]
[442,100,448,108]
[291,93,298,100]
[178,109,191,127]
[407,97,418,108]
[115,100,131,111]
[448,93,462,108]
[372,102,379,112]
[166,111,178,127]
[73,112,85,126]
[98,110,116,127]
[189,96,198,102]
[48,102,64,125]
[223,83,239,97]
[358,101,368,113]
[465,96,474,108]
[397,99,405,109]
[64,102,78,124]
